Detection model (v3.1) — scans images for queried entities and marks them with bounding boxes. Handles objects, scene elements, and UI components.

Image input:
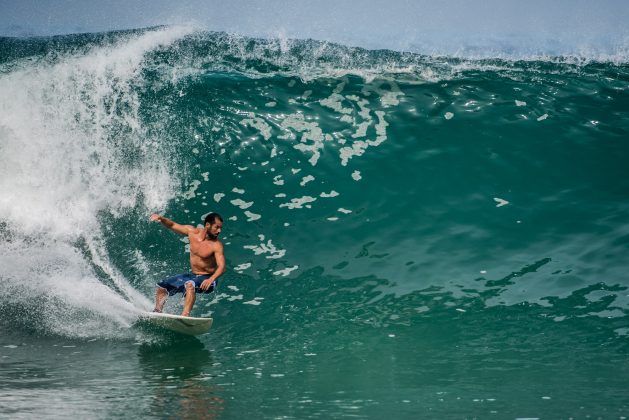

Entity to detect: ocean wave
[1,26,627,339]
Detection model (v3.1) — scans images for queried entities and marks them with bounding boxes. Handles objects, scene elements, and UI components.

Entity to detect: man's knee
[184,281,196,292]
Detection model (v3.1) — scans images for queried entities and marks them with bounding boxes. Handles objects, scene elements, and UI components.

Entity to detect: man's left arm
[200,243,226,291]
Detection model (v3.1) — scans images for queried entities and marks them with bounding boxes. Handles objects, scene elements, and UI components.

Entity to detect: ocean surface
[1,26,628,418]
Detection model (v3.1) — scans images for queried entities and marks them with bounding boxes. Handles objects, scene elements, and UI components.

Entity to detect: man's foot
[152,308,162,313]
[181,311,190,317]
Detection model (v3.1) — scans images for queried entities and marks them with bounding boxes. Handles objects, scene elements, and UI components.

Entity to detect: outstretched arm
[150,214,194,236]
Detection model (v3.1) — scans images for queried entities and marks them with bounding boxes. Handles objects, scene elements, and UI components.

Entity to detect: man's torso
[188,228,221,275]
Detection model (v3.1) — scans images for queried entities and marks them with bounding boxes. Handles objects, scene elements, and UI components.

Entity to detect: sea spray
[0,27,193,337]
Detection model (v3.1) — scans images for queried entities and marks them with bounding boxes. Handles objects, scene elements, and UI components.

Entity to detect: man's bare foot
[152,308,162,313]
[181,312,190,317]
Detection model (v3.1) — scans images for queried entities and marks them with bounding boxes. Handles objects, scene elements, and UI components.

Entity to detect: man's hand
[200,278,214,291]
[150,214,161,222]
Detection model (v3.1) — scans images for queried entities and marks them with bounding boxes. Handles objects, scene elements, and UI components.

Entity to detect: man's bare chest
[189,238,215,259]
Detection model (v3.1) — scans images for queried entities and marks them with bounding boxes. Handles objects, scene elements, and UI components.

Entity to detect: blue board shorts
[157,273,216,296]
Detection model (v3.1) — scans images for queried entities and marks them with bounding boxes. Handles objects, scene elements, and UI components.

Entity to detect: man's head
[204,212,223,239]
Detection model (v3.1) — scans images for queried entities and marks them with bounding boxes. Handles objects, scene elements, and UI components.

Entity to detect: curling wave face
[0,27,628,339]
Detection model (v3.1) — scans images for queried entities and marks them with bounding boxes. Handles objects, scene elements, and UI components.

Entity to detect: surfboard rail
[140,312,213,336]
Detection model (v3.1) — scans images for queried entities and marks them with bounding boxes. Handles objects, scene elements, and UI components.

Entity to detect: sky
[1,0,628,56]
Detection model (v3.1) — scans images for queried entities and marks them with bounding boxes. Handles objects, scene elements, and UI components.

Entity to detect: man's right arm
[150,214,194,236]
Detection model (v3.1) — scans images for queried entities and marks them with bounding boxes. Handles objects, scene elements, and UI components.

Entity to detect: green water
[1,28,628,418]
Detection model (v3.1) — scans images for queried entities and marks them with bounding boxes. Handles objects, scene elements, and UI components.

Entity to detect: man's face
[207,221,223,238]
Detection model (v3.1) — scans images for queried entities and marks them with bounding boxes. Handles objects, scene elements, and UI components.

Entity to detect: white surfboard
[141,312,213,336]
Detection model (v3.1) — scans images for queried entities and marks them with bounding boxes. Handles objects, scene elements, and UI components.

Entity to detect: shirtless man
[150,212,225,316]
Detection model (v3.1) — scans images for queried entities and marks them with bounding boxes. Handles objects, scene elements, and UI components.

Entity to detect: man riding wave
[150,212,225,317]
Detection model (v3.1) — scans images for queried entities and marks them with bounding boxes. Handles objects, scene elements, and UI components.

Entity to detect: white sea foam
[280,113,326,166]
[234,263,252,272]
[346,95,372,139]
[240,115,272,140]
[279,196,317,209]
[230,199,254,209]
[244,211,262,221]
[320,93,353,115]
[182,180,202,199]
[0,27,186,238]
[244,235,286,259]
[320,191,340,198]
[363,80,404,107]
[273,265,299,277]
[300,175,315,186]
[0,26,192,338]
[339,111,388,166]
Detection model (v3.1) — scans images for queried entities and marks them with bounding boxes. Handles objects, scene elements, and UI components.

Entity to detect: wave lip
[3,1,629,63]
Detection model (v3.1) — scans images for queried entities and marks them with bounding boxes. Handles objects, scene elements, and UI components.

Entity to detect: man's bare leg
[182,282,196,316]
[153,287,168,313]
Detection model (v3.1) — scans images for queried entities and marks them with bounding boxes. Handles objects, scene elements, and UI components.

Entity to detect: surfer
[150,212,225,316]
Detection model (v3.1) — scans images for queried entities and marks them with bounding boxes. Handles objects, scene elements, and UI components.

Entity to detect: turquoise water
[1,27,628,418]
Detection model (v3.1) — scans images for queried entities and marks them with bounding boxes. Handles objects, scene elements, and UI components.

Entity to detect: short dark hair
[204,212,223,225]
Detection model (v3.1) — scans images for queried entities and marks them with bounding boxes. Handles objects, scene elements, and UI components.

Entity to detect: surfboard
[140,312,213,336]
